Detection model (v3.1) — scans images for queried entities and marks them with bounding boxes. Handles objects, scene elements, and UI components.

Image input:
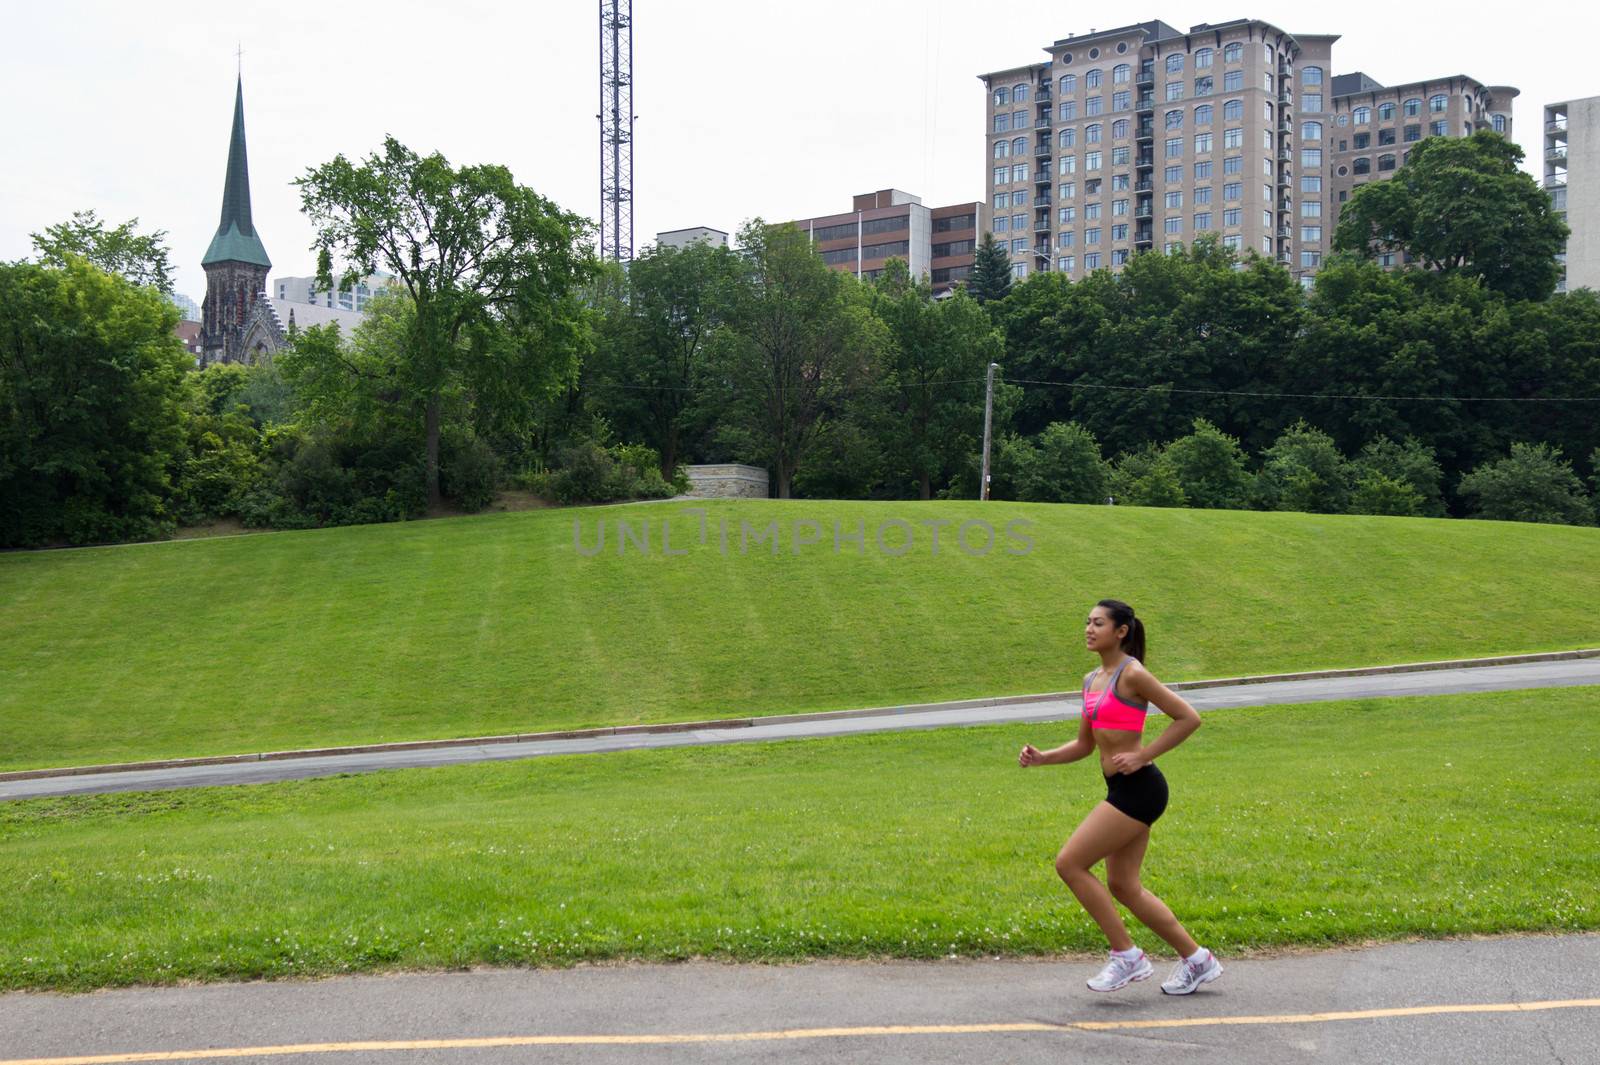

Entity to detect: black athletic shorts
[1104,763,1169,826]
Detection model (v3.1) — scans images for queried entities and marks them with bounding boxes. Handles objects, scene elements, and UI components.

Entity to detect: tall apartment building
[980,20,1513,287]
[273,272,394,313]
[1545,97,1599,292]
[789,189,984,296]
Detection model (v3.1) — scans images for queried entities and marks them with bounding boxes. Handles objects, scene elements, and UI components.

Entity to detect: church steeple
[201,76,271,269]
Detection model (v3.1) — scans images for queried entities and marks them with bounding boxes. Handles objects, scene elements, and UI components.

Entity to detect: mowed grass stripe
[1,687,1595,991]
[2,501,1598,770]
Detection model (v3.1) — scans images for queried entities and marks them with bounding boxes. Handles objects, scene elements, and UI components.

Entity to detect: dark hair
[1096,598,1147,664]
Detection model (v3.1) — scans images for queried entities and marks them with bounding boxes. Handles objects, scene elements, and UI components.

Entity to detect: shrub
[1352,436,1445,516]
[443,434,502,513]
[1109,445,1186,507]
[1008,422,1109,504]
[1257,422,1352,514]
[1164,418,1254,509]
[1457,443,1593,526]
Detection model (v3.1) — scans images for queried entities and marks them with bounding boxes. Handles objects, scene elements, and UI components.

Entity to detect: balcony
[1137,92,1155,110]
[1034,245,1052,259]
[1278,147,1293,162]
[1136,153,1154,168]
[1134,179,1153,192]
[1035,195,1053,207]
[1137,72,1155,89]
[1278,226,1293,238]
[1135,205,1153,219]
[1546,118,1567,133]
[1546,147,1568,164]
[1034,221,1052,232]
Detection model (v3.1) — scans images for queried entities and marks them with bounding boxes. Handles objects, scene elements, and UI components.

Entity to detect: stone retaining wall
[683,464,769,499]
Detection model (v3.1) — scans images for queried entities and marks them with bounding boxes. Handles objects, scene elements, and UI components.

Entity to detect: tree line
[3,131,1595,548]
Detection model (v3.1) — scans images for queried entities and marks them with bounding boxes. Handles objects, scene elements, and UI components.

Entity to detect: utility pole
[980,362,999,501]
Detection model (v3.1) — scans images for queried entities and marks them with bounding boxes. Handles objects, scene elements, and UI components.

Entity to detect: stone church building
[198,76,363,366]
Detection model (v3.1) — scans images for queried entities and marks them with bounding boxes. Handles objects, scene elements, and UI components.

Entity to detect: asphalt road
[7,657,1599,801]
[1,935,1596,1064]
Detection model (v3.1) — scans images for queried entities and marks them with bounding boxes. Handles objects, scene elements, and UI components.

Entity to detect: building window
[1300,225,1322,242]
[1085,252,1101,270]
[1086,68,1104,88]
[1112,173,1131,190]
[1353,157,1371,175]
[1012,213,1026,230]
[1223,98,1243,122]
[1303,66,1323,85]
[1262,157,1274,175]
[1493,113,1506,132]
[1166,81,1184,101]
[1058,230,1075,246]
[1086,227,1101,244]
[1060,181,1076,198]
[994,166,1009,185]
[994,216,1010,232]
[1012,238,1027,253]
[1164,216,1182,234]
[1112,223,1129,241]
[1060,73,1076,94]
[1086,96,1104,116]
[994,140,1010,159]
[1263,129,1274,150]
[1403,124,1421,142]
[1112,90,1131,111]
[1194,212,1212,230]
[1302,121,1322,141]
[1263,235,1274,255]
[1060,100,1077,120]
[1058,255,1075,272]
[1166,53,1184,74]
[1379,127,1396,146]
[1113,249,1131,265]
[1058,206,1076,224]
[1012,136,1026,154]
[1164,165,1181,183]
[1302,200,1322,218]
[1014,110,1029,128]
[1430,120,1447,137]
[1195,132,1214,153]
[1404,97,1421,116]
[1301,147,1321,166]
[994,87,1011,107]
[1113,63,1131,83]
[1223,42,1243,63]
[1085,202,1101,220]
[1263,43,1274,64]
[1196,47,1213,68]
[1263,209,1273,230]
[1223,207,1242,226]
[1353,106,1371,124]
[1086,123,1103,143]
[1165,137,1183,158]
[1378,252,1396,267]
[1060,128,1076,148]
[1012,262,1027,278]
[1223,127,1242,149]
[1112,146,1130,165]
[1194,160,1213,179]
[994,114,1010,133]
[1223,155,1242,174]
[1301,175,1322,193]
[1012,190,1028,207]
[1301,250,1322,268]
[1353,131,1371,149]
[1059,156,1076,175]
[1013,163,1030,181]
[1378,101,1396,121]
[1195,75,1213,96]
[1223,234,1242,250]
[1222,183,1241,204]
[1195,103,1213,125]
[1223,70,1242,92]
[1195,185,1212,204]
[1165,190,1183,208]
[1085,151,1101,171]
[994,193,1009,209]
[1166,109,1183,128]
[1014,84,1029,102]
[1377,154,1397,172]
[1112,118,1129,138]
[1302,93,1322,113]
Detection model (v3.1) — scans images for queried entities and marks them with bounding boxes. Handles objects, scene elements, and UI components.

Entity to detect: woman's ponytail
[1096,598,1147,665]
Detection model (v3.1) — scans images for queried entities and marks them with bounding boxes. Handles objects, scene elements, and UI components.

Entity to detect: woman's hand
[1110,749,1148,774]
[1019,744,1044,767]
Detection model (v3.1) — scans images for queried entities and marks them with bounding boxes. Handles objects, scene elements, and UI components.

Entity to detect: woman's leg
[1055,802,1149,951]
[1104,826,1200,958]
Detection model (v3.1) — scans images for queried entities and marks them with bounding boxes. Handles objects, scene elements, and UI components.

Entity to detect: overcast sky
[4,0,1597,304]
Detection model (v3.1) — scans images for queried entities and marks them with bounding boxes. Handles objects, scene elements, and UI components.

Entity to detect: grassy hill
[2,499,1597,771]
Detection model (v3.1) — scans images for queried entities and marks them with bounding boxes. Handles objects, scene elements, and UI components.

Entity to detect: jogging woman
[1018,599,1222,995]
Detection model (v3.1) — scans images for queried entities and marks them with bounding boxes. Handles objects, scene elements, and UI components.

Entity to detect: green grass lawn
[2,500,1597,770]
[2,686,1596,992]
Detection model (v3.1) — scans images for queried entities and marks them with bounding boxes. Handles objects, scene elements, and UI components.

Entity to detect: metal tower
[599,0,634,262]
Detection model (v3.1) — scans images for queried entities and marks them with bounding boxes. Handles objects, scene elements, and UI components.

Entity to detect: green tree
[588,240,738,479]
[713,221,879,498]
[1005,421,1109,504]
[295,137,596,505]
[1351,435,1445,516]
[966,231,1013,304]
[1457,442,1593,526]
[1332,131,1568,301]
[0,258,190,546]
[867,261,1002,498]
[1257,422,1352,514]
[1164,417,1255,509]
[1109,445,1186,507]
[31,209,175,294]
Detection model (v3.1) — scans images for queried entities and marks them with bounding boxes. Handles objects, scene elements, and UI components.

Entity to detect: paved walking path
[6,656,1598,801]
[2,934,1596,1064]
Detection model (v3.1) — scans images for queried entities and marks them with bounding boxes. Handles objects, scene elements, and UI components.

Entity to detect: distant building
[199,75,272,366]
[1546,96,1599,292]
[169,292,201,321]
[655,227,729,250]
[273,272,395,313]
[787,189,984,296]
[175,320,203,360]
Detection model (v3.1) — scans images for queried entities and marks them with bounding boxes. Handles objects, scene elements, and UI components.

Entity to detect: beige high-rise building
[1545,96,1600,292]
[979,19,1514,287]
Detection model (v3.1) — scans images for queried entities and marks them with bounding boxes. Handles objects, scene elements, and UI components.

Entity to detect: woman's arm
[1020,712,1095,767]
[1109,663,1203,772]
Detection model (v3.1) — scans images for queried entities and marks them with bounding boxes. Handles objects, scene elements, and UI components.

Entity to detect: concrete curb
[6,648,1596,784]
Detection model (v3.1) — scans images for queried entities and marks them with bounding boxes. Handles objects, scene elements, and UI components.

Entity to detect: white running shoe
[1161,949,1224,995]
[1086,949,1154,992]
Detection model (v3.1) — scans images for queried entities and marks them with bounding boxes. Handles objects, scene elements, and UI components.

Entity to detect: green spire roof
[201,76,272,268]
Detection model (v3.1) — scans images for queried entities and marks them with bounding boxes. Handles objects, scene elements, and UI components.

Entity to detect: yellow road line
[4,999,1598,1065]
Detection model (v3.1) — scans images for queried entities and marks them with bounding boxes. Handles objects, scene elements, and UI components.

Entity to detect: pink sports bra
[1082,658,1150,732]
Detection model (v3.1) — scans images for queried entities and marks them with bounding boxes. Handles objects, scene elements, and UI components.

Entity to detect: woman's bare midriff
[1093,727,1144,776]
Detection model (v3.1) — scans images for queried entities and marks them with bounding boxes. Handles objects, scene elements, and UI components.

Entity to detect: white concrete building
[654,227,729,250]
[272,271,395,313]
[1546,96,1600,293]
